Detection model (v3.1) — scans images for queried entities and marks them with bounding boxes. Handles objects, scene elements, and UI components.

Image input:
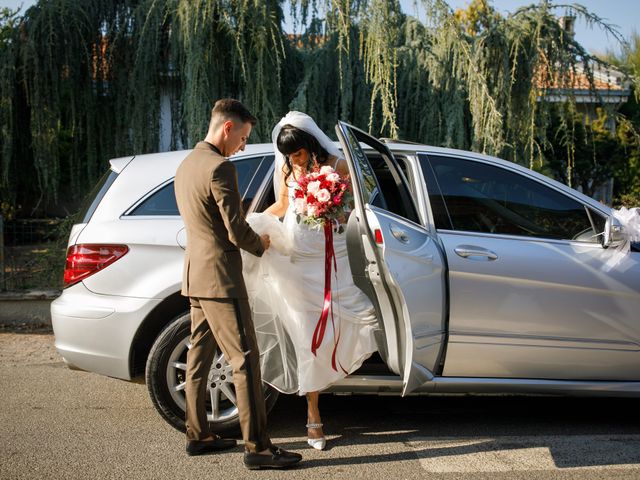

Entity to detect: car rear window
[78,169,119,223]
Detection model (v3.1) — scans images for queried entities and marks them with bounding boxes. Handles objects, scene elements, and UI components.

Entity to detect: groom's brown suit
[174,141,270,452]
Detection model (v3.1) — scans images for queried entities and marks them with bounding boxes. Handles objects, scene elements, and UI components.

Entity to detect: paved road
[2,332,640,479]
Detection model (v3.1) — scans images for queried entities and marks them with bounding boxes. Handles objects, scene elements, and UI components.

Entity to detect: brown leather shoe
[244,446,302,470]
[186,438,237,456]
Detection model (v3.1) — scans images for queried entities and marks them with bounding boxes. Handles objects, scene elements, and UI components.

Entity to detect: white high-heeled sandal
[306,422,326,450]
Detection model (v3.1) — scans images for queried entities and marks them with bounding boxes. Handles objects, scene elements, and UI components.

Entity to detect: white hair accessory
[271,111,342,195]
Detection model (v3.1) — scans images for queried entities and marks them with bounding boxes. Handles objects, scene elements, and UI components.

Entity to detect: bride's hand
[260,234,271,251]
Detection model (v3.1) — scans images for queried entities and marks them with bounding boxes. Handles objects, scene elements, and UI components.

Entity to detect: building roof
[536,60,630,104]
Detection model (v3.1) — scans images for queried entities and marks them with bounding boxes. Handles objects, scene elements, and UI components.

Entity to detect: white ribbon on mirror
[603,207,640,271]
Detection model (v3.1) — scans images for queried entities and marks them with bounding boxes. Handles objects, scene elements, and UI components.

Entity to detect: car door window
[420,154,603,242]
[241,155,273,211]
[341,127,419,223]
[128,155,268,216]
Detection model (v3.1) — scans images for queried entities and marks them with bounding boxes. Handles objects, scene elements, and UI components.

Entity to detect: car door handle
[389,225,410,243]
[454,245,498,260]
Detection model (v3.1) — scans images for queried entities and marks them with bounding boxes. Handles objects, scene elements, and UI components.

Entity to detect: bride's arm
[264,171,289,218]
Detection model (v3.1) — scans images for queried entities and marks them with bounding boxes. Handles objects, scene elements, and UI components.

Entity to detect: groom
[174,98,302,469]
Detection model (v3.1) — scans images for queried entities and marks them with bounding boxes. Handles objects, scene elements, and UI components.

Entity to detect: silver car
[52,121,640,433]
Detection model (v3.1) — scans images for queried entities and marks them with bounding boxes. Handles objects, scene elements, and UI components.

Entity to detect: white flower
[326,172,340,183]
[307,205,318,217]
[315,189,331,203]
[320,165,334,175]
[307,180,321,194]
[294,197,307,214]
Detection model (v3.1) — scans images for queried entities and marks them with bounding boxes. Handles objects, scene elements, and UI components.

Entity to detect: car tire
[145,312,279,433]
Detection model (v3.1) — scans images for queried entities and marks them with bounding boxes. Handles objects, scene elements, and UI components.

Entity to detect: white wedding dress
[242,181,378,395]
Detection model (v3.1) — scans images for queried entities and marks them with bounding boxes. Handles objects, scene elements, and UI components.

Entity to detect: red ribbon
[310,222,346,373]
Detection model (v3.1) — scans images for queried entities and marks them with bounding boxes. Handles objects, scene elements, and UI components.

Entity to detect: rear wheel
[145,312,279,433]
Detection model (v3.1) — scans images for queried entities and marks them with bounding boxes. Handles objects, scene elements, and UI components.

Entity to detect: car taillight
[63,244,129,288]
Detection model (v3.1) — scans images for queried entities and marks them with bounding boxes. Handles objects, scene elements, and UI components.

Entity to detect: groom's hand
[260,234,271,251]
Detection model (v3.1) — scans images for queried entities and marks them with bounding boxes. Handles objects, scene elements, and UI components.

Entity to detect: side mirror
[602,215,626,248]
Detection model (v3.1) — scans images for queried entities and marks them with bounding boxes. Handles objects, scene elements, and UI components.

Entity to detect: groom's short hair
[210,99,257,129]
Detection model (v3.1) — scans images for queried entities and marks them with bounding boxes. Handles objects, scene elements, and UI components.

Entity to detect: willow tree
[392,0,635,173]
[284,0,405,135]
[0,0,290,215]
[0,8,19,217]
[0,0,634,216]
[288,0,633,167]
[285,0,374,133]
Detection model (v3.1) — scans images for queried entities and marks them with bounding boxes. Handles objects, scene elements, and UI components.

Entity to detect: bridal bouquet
[293,165,352,232]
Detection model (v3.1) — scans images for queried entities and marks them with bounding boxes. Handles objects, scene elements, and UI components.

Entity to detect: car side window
[241,155,273,211]
[129,155,267,216]
[341,126,419,223]
[421,154,602,243]
[129,182,179,216]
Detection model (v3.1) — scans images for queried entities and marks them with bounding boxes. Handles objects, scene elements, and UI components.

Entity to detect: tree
[601,31,640,82]
[0,0,633,216]
[598,31,640,206]
[1,0,290,216]
[453,0,501,36]
[0,7,23,219]
[613,100,640,206]
[543,106,626,198]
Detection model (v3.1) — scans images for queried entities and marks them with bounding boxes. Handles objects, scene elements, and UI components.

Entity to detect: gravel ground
[2,331,640,480]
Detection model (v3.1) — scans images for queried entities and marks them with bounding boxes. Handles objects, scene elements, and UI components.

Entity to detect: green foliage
[0,0,289,216]
[613,110,640,200]
[287,31,372,134]
[360,0,403,136]
[0,7,20,211]
[453,0,500,36]
[614,191,640,209]
[0,0,637,216]
[599,34,640,203]
[601,30,640,91]
[543,106,625,197]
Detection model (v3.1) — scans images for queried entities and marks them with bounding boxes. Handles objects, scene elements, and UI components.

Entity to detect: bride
[242,111,378,450]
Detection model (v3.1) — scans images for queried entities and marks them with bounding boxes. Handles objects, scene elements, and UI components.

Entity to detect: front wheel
[145,312,279,433]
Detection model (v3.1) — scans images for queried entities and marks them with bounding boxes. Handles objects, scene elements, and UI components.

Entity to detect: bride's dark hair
[277,124,330,183]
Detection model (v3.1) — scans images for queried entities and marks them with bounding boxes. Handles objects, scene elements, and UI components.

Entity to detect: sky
[2,0,638,54]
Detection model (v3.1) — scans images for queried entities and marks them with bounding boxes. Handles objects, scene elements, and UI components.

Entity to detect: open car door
[336,121,447,395]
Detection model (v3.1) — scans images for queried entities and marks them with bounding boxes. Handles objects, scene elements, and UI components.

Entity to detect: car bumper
[51,282,161,380]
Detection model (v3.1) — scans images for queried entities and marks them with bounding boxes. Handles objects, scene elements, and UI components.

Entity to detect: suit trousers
[185,297,271,453]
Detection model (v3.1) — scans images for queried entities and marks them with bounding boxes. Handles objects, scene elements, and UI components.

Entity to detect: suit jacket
[174,141,264,298]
